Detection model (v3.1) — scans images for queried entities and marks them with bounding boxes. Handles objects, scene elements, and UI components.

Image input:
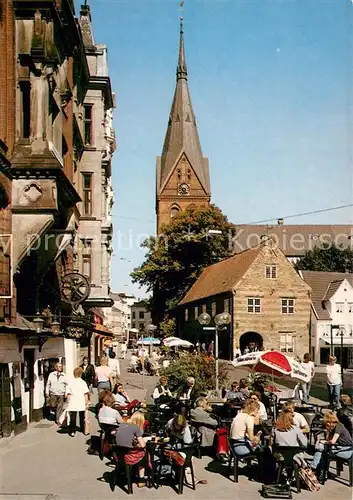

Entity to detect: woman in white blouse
[230,399,261,457]
[67,367,89,437]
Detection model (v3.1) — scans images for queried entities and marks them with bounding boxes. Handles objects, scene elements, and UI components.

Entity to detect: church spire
[156,17,211,233]
[177,17,187,80]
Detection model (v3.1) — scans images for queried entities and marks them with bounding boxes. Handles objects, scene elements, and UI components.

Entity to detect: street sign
[203,327,216,331]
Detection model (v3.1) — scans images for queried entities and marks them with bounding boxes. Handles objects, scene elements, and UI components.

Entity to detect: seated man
[179,376,197,402]
[190,397,218,448]
[226,382,246,403]
[153,376,173,402]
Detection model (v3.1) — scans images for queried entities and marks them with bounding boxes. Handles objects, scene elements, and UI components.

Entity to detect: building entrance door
[0,364,11,437]
[23,349,35,423]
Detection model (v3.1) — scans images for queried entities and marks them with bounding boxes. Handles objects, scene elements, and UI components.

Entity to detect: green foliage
[161,353,229,398]
[131,205,235,322]
[295,244,353,273]
[159,317,176,337]
[248,372,271,391]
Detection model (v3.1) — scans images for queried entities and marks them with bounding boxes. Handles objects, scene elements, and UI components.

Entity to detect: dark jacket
[80,363,95,385]
[338,405,353,435]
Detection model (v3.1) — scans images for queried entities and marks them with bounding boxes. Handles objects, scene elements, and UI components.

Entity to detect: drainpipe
[231,290,236,360]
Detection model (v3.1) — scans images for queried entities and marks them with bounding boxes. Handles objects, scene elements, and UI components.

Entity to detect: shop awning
[92,323,114,337]
[321,336,353,346]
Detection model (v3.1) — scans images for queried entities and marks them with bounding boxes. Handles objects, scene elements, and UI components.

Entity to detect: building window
[202,304,207,313]
[211,302,216,317]
[336,302,344,313]
[170,205,180,218]
[82,241,92,280]
[132,311,136,319]
[281,298,295,314]
[194,305,199,319]
[348,303,353,314]
[247,298,261,313]
[83,104,93,145]
[224,298,230,313]
[280,333,296,353]
[132,322,136,329]
[139,322,144,331]
[82,173,92,215]
[265,265,277,279]
[139,311,144,319]
[19,81,31,138]
[185,309,189,321]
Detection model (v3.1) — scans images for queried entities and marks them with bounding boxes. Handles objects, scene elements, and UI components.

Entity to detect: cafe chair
[273,446,302,493]
[325,448,353,487]
[228,438,259,483]
[99,423,118,461]
[113,446,148,494]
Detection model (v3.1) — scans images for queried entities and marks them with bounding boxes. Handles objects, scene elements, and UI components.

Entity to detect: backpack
[298,466,320,491]
[261,485,292,499]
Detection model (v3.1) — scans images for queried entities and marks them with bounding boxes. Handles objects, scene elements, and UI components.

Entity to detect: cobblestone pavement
[0,357,351,500]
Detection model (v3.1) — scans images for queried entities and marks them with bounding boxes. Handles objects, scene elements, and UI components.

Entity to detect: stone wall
[233,244,312,358]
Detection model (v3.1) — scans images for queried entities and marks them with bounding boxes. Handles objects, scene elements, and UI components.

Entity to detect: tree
[295,244,353,273]
[131,205,235,323]
[161,352,229,398]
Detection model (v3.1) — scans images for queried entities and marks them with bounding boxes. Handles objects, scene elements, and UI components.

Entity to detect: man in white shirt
[108,352,120,388]
[299,353,315,403]
[326,355,342,409]
[45,362,68,424]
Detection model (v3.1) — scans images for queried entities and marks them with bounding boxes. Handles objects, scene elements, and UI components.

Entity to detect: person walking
[95,356,113,393]
[300,353,315,403]
[67,367,90,437]
[326,356,342,409]
[45,362,68,424]
[80,356,95,393]
[108,352,120,388]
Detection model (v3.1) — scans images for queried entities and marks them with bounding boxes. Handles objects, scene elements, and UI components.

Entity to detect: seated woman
[190,397,218,448]
[272,411,307,463]
[98,391,123,427]
[153,376,173,402]
[165,414,207,485]
[337,394,353,435]
[253,383,271,409]
[114,411,147,488]
[282,402,309,433]
[311,412,353,481]
[113,382,131,407]
[229,399,261,457]
[250,392,268,422]
[129,352,139,372]
[166,414,193,444]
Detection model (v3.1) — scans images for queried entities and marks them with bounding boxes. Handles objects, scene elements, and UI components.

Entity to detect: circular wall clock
[178,183,190,195]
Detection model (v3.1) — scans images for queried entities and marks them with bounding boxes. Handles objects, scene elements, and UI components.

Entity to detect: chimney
[277,218,284,225]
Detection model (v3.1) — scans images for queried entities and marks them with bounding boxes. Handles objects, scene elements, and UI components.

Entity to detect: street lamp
[33,312,44,334]
[51,316,61,335]
[198,310,231,396]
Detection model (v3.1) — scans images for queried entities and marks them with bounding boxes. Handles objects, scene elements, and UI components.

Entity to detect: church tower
[156,19,211,234]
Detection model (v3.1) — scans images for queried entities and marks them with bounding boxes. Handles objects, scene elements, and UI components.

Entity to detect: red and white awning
[232,350,310,383]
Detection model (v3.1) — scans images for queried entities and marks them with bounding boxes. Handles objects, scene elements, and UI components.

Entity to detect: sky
[78,0,353,298]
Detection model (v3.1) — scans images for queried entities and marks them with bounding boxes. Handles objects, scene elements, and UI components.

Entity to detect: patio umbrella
[163,336,180,345]
[165,338,193,348]
[137,337,161,345]
[232,350,310,383]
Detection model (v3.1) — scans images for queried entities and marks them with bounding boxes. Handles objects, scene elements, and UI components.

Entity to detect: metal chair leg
[125,464,133,494]
[234,456,238,483]
[276,464,283,484]
[294,464,301,493]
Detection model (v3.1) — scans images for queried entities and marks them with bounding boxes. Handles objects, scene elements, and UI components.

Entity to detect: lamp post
[198,311,231,396]
[340,327,345,384]
[330,324,340,356]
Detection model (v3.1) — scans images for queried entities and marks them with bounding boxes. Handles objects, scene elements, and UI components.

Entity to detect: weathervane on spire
[179,0,184,28]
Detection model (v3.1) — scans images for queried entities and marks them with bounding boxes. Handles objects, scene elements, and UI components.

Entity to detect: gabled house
[178,239,312,360]
[300,271,353,367]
